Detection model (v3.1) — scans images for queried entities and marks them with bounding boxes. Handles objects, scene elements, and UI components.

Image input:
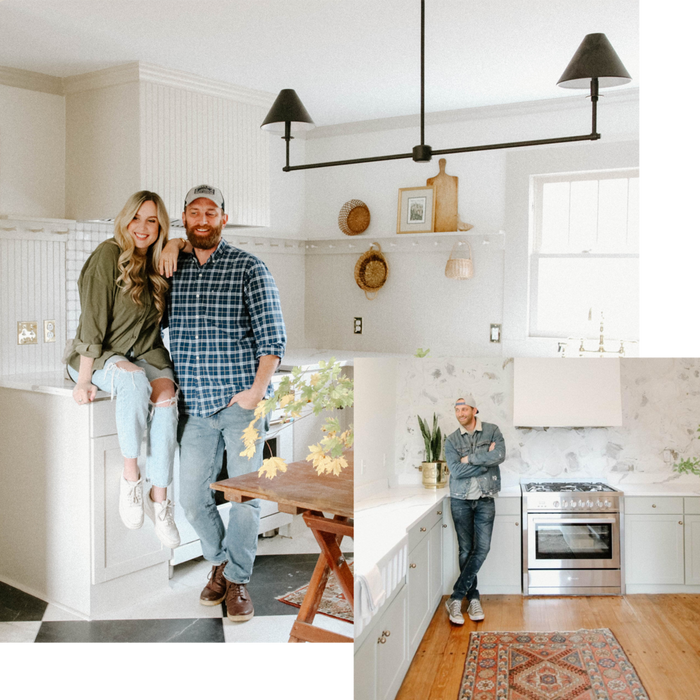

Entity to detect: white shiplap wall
[0,222,69,375]
[140,81,271,226]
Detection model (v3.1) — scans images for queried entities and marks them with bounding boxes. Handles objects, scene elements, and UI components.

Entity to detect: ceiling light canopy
[262,3,632,172]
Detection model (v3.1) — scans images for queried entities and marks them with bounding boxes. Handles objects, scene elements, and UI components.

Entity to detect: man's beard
[185,222,224,250]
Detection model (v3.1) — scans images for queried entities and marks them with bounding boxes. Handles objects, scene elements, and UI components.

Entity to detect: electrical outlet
[44,320,57,343]
[490,323,502,343]
[17,321,38,345]
[354,317,363,334]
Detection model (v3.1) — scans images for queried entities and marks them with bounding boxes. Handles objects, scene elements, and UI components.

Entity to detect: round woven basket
[338,199,370,236]
[354,243,388,299]
[445,241,474,280]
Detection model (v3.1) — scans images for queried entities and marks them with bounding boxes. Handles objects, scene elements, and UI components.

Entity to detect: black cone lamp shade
[261,89,315,133]
[557,33,632,89]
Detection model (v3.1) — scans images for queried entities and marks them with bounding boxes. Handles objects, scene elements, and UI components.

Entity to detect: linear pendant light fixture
[261,1,632,172]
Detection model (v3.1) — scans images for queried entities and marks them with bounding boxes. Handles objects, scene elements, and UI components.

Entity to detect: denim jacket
[444,419,505,498]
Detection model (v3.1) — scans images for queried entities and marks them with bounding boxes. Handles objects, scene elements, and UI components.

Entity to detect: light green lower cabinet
[685,514,700,585]
[625,513,685,585]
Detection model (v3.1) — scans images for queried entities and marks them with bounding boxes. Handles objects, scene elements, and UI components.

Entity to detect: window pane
[627,178,639,253]
[535,257,639,340]
[569,180,598,252]
[540,181,570,252]
[597,178,630,252]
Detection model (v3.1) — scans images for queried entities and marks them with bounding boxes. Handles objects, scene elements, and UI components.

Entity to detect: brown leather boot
[200,562,228,606]
[225,582,254,622]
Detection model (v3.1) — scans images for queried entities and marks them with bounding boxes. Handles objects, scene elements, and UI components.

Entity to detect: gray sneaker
[467,598,485,621]
[445,598,464,625]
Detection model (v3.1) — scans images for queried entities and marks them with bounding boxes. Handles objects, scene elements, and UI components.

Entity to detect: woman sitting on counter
[66,190,181,549]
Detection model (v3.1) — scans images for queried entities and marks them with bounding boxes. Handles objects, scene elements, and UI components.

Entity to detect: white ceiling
[0,0,639,126]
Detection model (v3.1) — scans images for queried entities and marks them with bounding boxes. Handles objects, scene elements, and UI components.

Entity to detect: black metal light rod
[282,130,599,171]
[420,0,425,147]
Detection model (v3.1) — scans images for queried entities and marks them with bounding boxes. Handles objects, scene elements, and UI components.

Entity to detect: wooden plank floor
[396,594,700,700]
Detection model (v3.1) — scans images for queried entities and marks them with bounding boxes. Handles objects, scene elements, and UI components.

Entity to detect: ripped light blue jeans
[68,355,178,488]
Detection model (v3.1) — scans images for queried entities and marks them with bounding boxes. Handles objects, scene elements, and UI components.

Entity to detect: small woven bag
[445,241,474,280]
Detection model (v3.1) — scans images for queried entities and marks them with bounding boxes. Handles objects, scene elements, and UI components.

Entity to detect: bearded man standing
[167,185,286,622]
[443,395,505,625]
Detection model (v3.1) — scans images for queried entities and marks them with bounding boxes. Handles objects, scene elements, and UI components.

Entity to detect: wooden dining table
[210,451,354,643]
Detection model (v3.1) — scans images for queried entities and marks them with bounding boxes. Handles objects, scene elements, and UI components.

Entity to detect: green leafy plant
[415,348,430,358]
[417,413,443,462]
[673,425,700,476]
[240,358,354,478]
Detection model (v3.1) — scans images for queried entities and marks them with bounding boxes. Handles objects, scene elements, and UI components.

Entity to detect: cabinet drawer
[685,498,700,515]
[91,399,117,438]
[625,497,683,515]
[408,502,445,553]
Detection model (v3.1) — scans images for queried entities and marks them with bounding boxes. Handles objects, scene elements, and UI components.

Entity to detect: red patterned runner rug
[460,629,649,700]
[276,561,353,622]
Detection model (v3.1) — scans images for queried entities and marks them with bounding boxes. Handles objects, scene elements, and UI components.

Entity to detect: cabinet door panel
[378,585,408,700]
[429,520,443,610]
[408,535,430,656]
[92,435,170,584]
[685,514,700,585]
[355,630,378,700]
[478,515,522,592]
[625,514,684,585]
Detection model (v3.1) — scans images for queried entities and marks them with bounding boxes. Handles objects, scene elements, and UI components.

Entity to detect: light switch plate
[354,317,363,334]
[18,322,38,345]
[490,323,502,343]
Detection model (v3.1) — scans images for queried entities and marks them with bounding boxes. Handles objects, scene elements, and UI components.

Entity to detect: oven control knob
[553,500,559,508]
[604,500,612,508]
[578,499,585,508]
[586,500,593,508]
[596,500,604,508]
[569,500,576,508]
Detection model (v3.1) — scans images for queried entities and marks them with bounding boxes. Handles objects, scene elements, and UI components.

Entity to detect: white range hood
[513,357,623,427]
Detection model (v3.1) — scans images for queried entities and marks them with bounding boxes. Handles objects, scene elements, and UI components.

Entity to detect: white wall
[0,84,65,218]
[300,90,638,356]
[355,357,399,495]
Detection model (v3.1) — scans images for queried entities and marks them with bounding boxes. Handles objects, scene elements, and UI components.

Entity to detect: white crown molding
[0,65,63,95]
[2,60,275,108]
[60,61,275,107]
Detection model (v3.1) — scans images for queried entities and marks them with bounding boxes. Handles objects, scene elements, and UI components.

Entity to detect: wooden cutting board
[427,158,458,232]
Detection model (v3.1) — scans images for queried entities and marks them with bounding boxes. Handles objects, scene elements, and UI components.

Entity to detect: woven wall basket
[338,199,370,236]
[445,240,474,280]
[354,243,388,300]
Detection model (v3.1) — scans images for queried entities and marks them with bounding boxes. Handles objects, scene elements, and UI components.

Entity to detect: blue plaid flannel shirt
[168,239,286,417]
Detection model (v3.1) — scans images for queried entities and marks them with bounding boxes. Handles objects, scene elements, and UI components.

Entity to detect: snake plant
[417,413,443,462]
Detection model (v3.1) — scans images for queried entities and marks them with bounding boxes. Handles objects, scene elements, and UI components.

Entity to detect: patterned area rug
[460,629,649,700]
[276,561,353,622]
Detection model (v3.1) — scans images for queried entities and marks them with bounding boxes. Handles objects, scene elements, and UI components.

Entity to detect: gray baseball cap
[455,395,479,414]
[183,185,225,212]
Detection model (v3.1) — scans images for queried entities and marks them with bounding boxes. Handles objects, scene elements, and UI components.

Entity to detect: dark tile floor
[0,554,352,643]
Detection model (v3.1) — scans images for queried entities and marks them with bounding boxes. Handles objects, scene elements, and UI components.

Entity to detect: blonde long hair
[113,191,170,316]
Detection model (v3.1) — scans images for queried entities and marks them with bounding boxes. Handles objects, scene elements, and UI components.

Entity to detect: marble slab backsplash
[394,357,700,489]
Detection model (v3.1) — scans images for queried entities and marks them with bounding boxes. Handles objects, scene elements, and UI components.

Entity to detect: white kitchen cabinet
[355,584,409,700]
[0,385,172,619]
[684,499,700,585]
[407,503,445,657]
[443,497,522,595]
[625,497,685,586]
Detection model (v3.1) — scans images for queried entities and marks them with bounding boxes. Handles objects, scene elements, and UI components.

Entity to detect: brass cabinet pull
[443,524,447,528]
[680,521,684,525]
[515,522,519,526]
[420,527,427,532]
[652,504,657,508]
[378,636,387,644]
[382,630,391,637]
[410,563,417,568]
[437,511,442,515]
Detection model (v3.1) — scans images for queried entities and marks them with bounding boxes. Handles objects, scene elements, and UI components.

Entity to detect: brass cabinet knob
[680,520,684,525]
[382,630,391,637]
[515,522,519,526]
[420,527,427,532]
[437,511,442,515]
[378,636,387,644]
[652,504,657,508]
[443,524,447,528]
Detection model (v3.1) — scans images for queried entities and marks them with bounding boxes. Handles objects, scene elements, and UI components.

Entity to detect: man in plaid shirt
[167,184,286,622]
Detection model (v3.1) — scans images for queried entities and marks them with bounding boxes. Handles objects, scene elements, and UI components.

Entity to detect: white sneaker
[445,598,464,625]
[144,493,181,549]
[119,476,144,529]
[467,598,485,621]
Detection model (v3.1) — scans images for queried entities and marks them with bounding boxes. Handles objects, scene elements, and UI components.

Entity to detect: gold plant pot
[419,461,449,489]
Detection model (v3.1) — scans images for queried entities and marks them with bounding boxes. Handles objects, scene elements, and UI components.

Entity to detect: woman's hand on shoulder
[73,381,97,405]
[159,238,191,278]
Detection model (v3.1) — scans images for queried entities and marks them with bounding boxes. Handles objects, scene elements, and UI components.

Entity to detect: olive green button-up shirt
[67,238,172,372]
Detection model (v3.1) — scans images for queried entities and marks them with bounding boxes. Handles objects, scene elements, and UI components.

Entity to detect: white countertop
[354,485,520,579]
[616,482,700,497]
[0,348,398,397]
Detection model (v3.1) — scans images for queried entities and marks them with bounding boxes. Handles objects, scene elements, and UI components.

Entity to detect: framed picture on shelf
[397,186,435,234]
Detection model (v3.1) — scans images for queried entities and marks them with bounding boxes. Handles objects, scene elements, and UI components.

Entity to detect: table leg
[287,512,353,643]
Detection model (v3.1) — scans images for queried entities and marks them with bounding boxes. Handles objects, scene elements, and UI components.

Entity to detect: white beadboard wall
[140,81,270,226]
[0,221,69,375]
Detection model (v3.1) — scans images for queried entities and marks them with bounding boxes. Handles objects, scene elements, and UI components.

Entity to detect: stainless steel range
[522,482,625,596]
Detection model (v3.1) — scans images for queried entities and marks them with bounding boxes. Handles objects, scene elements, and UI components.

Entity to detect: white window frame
[528,168,639,340]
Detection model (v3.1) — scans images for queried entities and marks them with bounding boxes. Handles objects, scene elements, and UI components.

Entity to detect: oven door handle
[531,517,618,525]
